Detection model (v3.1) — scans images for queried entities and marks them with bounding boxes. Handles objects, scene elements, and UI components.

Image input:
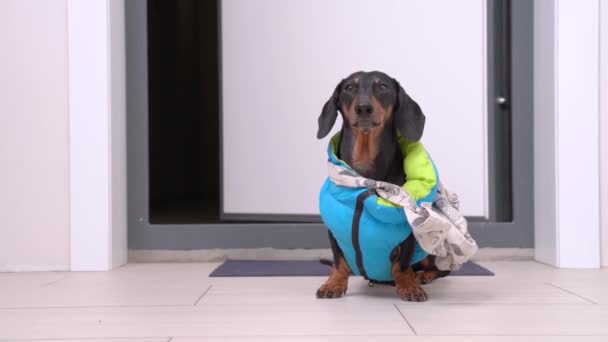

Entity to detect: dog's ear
[317,81,342,139]
[393,80,425,141]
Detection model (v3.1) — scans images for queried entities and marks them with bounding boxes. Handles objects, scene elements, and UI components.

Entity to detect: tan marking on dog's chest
[342,96,392,176]
[351,128,381,175]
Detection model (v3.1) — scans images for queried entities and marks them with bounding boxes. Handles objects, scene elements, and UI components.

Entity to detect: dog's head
[316,71,425,141]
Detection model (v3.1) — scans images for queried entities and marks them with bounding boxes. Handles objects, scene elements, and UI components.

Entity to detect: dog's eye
[379,83,389,90]
[345,84,354,91]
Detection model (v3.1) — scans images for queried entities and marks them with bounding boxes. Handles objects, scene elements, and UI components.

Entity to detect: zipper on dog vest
[351,189,376,280]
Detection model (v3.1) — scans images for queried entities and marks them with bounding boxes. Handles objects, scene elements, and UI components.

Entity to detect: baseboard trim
[128,248,534,263]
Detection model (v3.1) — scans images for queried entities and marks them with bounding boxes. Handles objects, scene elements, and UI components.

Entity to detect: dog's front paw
[415,269,451,285]
[415,271,435,285]
[316,282,347,299]
[396,283,428,302]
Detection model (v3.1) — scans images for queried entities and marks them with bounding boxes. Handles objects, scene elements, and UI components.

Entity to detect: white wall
[0,0,126,272]
[533,0,558,267]
[68,0,127,271]
[221,0,488,217]
[0,0,70,271]
[600,0,608,267]
[534,0,601,268]
[109,0,128,269]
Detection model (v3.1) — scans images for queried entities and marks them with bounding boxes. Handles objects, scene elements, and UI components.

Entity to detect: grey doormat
[209,259,494,277]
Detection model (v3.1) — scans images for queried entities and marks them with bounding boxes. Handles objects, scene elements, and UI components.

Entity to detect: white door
[221,0,488,217]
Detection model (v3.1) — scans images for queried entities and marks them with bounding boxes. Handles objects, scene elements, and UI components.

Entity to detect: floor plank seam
[412,334,608,336]
[147,334,417,339]
[1,334,607,340]
[393,303,417,335]
[544,282,598,304]
[39,275,70,288]
[193,284,214,306]
[0,337,170,341]
[0,304,194,310]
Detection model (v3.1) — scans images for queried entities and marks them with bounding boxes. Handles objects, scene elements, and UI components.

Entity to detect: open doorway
[147,0,220,224]
[127,0,533,250]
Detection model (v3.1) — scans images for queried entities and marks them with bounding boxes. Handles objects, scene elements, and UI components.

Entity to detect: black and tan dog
[316,71,449,302]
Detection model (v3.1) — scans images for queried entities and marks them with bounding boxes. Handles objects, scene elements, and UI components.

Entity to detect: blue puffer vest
[319,134,439,282]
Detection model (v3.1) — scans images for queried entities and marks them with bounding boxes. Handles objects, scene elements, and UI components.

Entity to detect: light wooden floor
[1,260,607,341]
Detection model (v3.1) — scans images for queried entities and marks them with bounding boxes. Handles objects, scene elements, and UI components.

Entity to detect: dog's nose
[355,103,373,115]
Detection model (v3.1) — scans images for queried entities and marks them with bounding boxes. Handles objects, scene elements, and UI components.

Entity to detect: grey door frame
[126,0,534,250]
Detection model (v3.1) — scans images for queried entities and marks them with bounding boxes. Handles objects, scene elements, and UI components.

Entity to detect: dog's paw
[396,283,428,302]
[316,283,347,299]
[415,271,434,285]
[415,270,451,285]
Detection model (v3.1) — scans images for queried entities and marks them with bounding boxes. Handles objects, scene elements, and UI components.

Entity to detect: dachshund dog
[316,71,449,302]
